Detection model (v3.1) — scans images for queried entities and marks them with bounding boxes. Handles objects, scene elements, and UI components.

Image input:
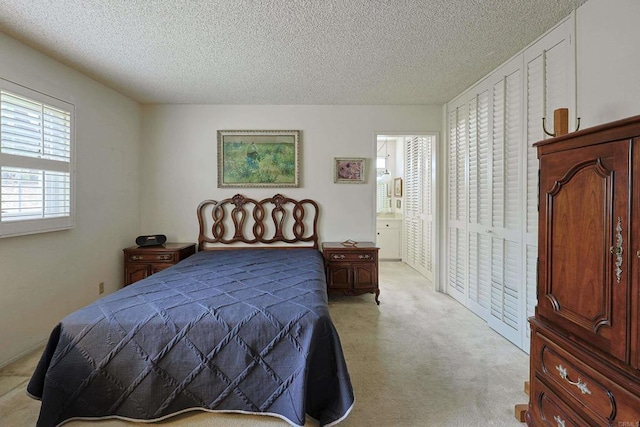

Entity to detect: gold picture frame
[394,177,403,197]
[334,157,366,184]
[217,130,300,188]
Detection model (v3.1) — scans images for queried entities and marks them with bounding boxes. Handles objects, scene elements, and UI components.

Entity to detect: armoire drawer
[533,378,589,427]
[533,330,640,424]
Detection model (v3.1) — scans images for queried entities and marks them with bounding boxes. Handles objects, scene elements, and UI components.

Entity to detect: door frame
[374,131,440,290]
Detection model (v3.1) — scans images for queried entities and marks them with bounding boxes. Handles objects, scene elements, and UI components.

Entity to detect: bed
[27,194,354,427]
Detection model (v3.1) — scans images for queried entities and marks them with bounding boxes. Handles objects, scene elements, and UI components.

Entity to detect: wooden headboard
[196,194,320,251]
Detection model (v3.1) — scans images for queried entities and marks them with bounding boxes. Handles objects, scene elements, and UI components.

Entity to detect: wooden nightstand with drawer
[322,241,380,304]
[123,243,196,286]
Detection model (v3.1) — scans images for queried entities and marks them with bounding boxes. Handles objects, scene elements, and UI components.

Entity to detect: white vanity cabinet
[376,218,402,260]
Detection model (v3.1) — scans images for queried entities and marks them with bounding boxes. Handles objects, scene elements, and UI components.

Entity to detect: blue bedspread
[27,248,353,426]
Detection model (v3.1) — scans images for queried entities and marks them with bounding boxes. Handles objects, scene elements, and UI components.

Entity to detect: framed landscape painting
[218,130,300,188]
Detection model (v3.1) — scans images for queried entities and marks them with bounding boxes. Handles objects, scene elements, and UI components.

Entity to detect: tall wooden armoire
[527,115,640,425]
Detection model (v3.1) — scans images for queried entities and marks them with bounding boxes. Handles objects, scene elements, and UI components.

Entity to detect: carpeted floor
[0,261,529,426]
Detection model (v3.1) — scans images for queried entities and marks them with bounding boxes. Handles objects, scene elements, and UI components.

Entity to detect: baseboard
[0,339,47,370]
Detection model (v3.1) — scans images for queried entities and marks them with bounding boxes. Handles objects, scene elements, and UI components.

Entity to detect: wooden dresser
[123,243,196,286]
[526,116,640,426]
[322,241,380,304]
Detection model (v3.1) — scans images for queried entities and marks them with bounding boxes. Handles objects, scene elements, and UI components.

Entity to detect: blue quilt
[27,248,353,426]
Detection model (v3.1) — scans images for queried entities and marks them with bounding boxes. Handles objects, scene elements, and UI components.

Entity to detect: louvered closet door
[522,16,575,352]
[447,102,467,304]
[404,135,435,281]
[487,57,523,347]
[423,135,435,280]
[405,136,419,272]
[466,87,492,318]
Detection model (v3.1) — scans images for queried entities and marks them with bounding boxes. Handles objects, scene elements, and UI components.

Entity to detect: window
[0,79,74,238]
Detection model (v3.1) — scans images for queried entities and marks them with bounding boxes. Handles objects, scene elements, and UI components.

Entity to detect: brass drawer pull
[610,216,623,283]
[556,364,592,395]
[130,255,142,261]
[359,254,371,260]
[554,415,565,427]
[156,255,172,261]
[332,254,346,260]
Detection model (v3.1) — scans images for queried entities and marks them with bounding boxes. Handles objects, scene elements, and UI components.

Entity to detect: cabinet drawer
[376,220,401,229]
[533,331,640,424]
[534,378,589,427]
[127,252,177,263]
[538,338,613,421]
[325,250,376,262]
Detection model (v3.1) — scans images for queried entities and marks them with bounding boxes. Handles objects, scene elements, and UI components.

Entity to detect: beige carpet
[0,262,529,426]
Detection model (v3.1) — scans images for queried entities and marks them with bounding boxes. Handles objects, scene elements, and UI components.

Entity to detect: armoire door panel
[633,136,640,371]
[538,139,630,362]
[548,160,611,333]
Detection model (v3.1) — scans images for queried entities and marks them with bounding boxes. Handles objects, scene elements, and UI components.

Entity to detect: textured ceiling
[0,0,588,105]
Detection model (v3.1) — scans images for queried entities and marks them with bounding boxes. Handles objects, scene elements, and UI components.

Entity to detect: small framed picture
[334,157,366,184]
[394,177,403,197]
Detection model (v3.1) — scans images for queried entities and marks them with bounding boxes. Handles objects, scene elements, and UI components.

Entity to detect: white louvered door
[447,101,467,304]
[522,16,575,352]
[444,14,575,352]
[404,135,435,281]
[466,87,492,318]
[405,136,422,274]
[423,135,435,281]
[487,57,523,347]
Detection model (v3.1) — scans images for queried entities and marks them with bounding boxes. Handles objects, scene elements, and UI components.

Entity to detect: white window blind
[0,79,74,237]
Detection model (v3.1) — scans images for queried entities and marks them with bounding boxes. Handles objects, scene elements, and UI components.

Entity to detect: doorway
[375,133,437,283]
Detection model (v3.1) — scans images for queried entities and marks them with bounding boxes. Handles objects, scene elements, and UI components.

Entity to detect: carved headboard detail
[197,194,320,251]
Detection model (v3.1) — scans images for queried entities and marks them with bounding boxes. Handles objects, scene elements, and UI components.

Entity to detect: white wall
[3,0,636,368]
[576,0,640,126]
[140,105,441,244]
[0,33,141,366]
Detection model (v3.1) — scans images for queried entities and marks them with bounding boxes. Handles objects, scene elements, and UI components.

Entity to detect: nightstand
[322,241,380,304]
[123,243,196,286]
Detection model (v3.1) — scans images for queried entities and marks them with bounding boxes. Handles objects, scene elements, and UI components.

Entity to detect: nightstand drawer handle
[156,255,172,261]
[332,254,346,260]
[130,255,142,261]
[556,364,592,395]
[359,254,371,260]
